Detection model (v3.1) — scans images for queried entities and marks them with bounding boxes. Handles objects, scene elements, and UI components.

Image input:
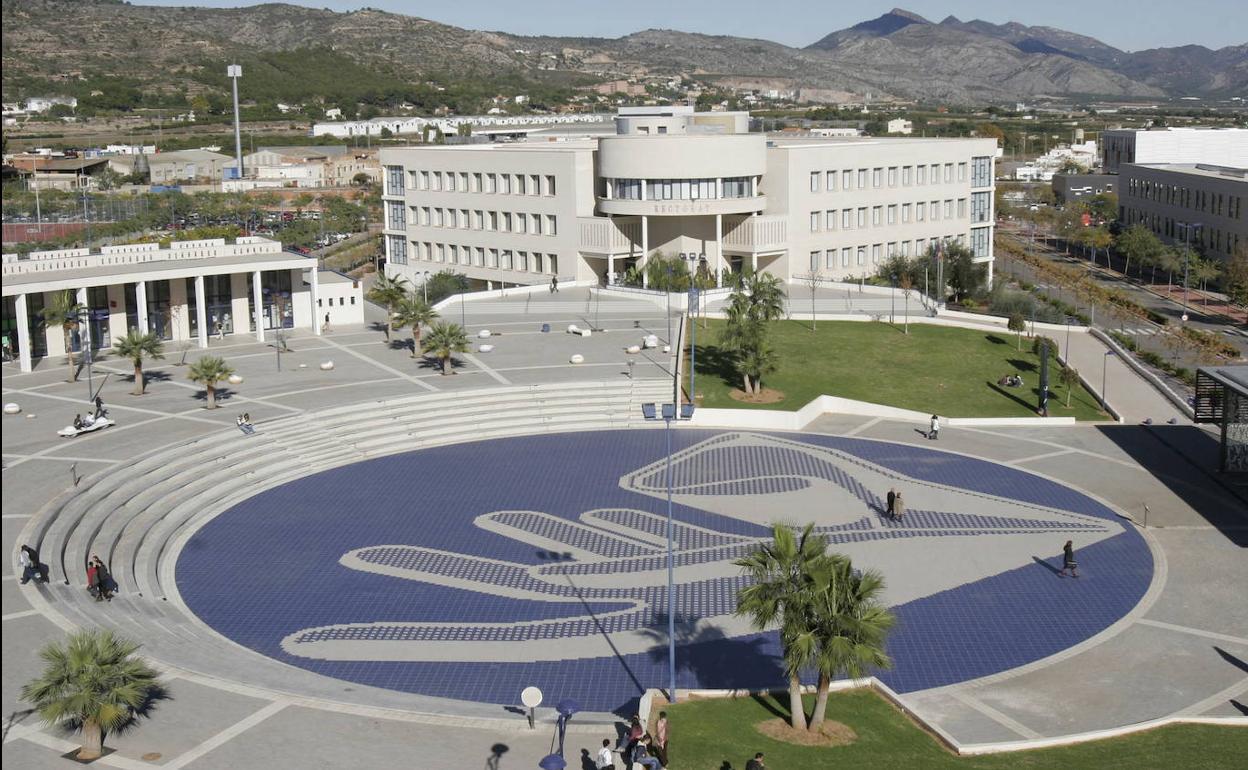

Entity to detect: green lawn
[687,319,1106,420]
[665,689,1248,770]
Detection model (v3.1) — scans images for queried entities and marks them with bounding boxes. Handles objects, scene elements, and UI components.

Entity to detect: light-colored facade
[1118,163,1247,264]
[379,110,996,290]
[0,238,358,373]
[1101,128,1248,174]
[223,146,381,190]
[108,150,233,184]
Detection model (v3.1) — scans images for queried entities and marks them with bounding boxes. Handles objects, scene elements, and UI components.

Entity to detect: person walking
[745,752,766,770]
[894,492,905,521]
[929,414,940,440]
[886,488,897,518]
[86,561,101,601]
[215,320,224,341]
[550,275,559,293]
[653,710,669,767]
[20,545,42,584]
[623,715,644,766]
[323,312,332,334]
[595,738,615,770]
[94,395,106,420]
[1059,540,1079,578]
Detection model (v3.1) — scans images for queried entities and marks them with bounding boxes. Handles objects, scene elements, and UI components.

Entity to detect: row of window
[390,239,560,274]
[808,159,987,194]
[389,203,559,237]
[386,166,558,197]
[806,234,972,270]
[1124,178,1243,220]
[808,197,985,232]
[1120,208,1242,256]
[610,176,754,201]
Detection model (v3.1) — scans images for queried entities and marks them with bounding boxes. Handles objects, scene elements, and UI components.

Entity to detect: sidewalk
[1063,331,1186,424]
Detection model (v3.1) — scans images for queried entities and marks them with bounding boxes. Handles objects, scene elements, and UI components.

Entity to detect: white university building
[1,237,363,373]
[379,107,997,290]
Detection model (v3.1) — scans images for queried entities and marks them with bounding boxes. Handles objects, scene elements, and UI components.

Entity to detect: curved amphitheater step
[27,380,671,717]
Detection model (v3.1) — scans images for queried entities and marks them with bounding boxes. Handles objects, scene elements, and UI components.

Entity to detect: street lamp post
[1178,222,1200,324]
[1102,350,1115,414]
[422,270,430,305]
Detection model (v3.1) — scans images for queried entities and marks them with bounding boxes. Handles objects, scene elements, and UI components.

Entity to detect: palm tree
[113,329,165,395]
[807,556,895,727]
[40,290,86,382]
[391,293,439,358]
[187,355,235,409]
[735,523,830,731]
[738,336,778,396]
[366,272,412,342]
[21,629,162,761]
[421,321,469,375]
[744,271,787,323]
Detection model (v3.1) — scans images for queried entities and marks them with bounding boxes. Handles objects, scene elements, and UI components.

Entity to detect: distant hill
[2,1,1244,109]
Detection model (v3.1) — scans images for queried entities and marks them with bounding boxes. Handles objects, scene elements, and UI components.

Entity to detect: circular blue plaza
[175,429,1153,715]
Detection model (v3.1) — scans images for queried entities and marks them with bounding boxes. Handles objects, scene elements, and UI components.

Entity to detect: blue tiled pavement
[177,430,1152,715]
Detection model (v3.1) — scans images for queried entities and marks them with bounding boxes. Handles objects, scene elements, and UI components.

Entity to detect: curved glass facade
[608,176,756,201]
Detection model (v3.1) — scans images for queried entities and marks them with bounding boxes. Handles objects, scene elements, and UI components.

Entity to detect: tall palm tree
[735,523,829,731]
[366,272,412,342]
[421,321,469,375]
[113,329,165,395]
[21,629,162,761]
[40,290,86,383]
[391,293,439,358]
[738,337,778,396]
[807,556,895,727]
[187,355,234,409]
[744,271,787,323]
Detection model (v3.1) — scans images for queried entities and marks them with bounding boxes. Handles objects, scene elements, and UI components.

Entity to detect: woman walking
[1059,540,1079,578]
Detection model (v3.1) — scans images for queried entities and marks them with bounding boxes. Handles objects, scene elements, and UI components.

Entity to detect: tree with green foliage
[187,355,234,409]
[113,329,164,395]
[421,321,470,375]
[1115,225,1165,280]
[1008,312,1027,349]
[644,253,691,292]
[1225,244,1248,307]
[1059,365,1081,407]
[366,272,412,341]
[391,293,438,358]
[21,630,162,761]
[806,554,895,728]
[40,290,86,383]
[942,243,986,302]
[735,523,829,731]
[424,270,471,305]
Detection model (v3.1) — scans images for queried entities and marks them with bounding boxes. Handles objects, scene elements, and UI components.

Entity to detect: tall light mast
[228,64,244,178]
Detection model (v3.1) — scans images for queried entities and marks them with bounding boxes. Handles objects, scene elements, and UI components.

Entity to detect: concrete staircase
[26,379,671,713]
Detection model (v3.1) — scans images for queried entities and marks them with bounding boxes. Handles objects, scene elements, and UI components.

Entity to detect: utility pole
[228,65,244,180]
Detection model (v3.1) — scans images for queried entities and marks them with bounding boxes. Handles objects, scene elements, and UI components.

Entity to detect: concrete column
[194,275,208,348]
[75,287,91,351]
[43,292,65,359]
[641,215,649,288]
[715,213,724,288]
[252,270,265,342]
[640,179,647,201]
[310,267,322,336]
[230,273,249,335]
[751,253,758,273]
[607,254,615,285]
[107,284,127,341]
[15,293,31,373]
[135,280,149,334]
[169,278,190,342]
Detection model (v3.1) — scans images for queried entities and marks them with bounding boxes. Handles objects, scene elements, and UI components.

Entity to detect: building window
[826,210,835,230]
[810,212,820,232]
[826,171,836,191]
[888,167,897,187]
[857,246,866,266]
[944,163,953,183]
[810,251,821,271]
[857,208,867,228]
[872,168,882,188]
[971,227,990,258]
[519,251,530,271]
[887,242,897,257]
[887,205,897,225]
[385,165,404,196]
[386,201,406,230]
[386,234,407,265]
[972,156,992,187]
[545,175,556,196]
[722,177,751,198]
[502,212,512,232]
[500,175,512,194]
[958,162,967,182]
[547,215,557,236]
[842,169,852,190]
[957,198,967,219]
[501,250,514,270]
[858,169,868,189]
[902,240,911,256]
[436,243,446,262]
[810,171,820,192]
[903,166,912,186]
[841,247,851,267]
[843,209,853,229]
[872,243,882,264]
[445,173,456,192]
[917,165,926,185]
[486,173,497,193]
[529,175,540,195]
[944,199,954,219]
[460,172,469,191]
[872,206,882,226]
[916,238,926,254]
[516,213,527,234]
[902,203,911,223]
[488,248,499,268]
[917,202,926,221]
[417,171,429,190]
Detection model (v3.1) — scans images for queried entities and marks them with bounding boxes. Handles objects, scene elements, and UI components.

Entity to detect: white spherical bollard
[478,344,495,353]
[478,329,492,339]
[643,334,659,349]
[663,345,671,354]
[567,324,580,334]
[569,354,585,364]
[319,361,335,371]
[227,374,244,385]
[3,402,20,415]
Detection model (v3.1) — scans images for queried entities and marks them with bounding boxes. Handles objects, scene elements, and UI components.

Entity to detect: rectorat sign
[651,202,713,215]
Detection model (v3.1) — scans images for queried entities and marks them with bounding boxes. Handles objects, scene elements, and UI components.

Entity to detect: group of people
[598,711,668,769]
[236,413,255,435]
[885,488,906,520]
[86,555,115,602]
[71,395,109,432]
[19,544,48,584]
[998,373,1025,388]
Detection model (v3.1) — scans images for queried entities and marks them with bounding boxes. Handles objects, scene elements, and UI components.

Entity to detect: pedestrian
[550,275,559,293]
[93,556,115,601]
[20,544,42,584]
[653,710,669,767]
[745,752,766,770]
[596,738,614,770]
[86,561,101,601]
[633,736,661,770]
[624,715,643,766]
[886,488,897,518]
[323,312,332,334]
[894,492,905,521]
[1059,540,1079,578]
[94,395,106,419]
[929,414,940,440]
[215,320,224,341]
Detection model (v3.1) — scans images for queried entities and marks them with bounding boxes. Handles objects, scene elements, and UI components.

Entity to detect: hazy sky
[135,0,1246,51]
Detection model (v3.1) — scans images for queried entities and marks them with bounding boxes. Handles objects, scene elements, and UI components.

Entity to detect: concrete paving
[4,297,1246,768]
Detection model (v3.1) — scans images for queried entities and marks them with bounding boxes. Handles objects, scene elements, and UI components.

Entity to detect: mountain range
[2,1,1244,106]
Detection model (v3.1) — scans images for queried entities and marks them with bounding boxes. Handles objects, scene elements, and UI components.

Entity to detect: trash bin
[541,323,550,333]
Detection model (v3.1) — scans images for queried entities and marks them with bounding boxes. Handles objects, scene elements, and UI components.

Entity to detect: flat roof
[1129,163,1247,180]
[2,252,312,293]
[1200,365,1248,394]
